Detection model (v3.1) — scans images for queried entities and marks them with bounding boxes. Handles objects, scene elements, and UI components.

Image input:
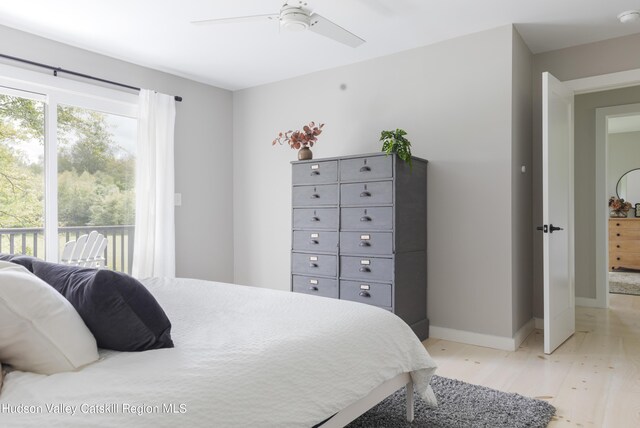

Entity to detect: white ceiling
[609,115,640,134]
[0,0,639,90]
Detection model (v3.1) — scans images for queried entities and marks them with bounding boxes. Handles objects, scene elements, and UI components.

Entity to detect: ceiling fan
[191,1,365,48]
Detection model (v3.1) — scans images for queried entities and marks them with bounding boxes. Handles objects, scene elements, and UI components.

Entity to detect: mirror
[616,168,640,203]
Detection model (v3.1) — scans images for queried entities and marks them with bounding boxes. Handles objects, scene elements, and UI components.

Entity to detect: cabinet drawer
[340,256,393,282]
[341,207,393,230]
[293,208,338,230]
[340,280,391,308]
[292,253,336,277]
[340,232,393,255]
[340,156,392,181]
[609,240,640,253]
[292,184,338,207]
[609,228,640,240]
[292,275,338,298]
[341,181,393,206]
[609,252,640,270]
[292,161,338,185]
[293,231,338,253]
[609,219,640,230]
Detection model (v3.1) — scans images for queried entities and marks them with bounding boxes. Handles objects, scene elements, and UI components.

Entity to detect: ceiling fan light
[282,19,309,31]
[618,10,640,23]
[280,4,311,31]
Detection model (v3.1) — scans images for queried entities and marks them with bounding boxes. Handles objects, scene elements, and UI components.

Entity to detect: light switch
[175,193,182,206]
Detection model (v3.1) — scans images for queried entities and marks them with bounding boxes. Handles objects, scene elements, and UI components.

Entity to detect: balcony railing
[0,225,134,274]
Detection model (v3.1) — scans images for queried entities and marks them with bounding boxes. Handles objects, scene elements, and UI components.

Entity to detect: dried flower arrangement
[272,122,324,150]
[609,196,632,217]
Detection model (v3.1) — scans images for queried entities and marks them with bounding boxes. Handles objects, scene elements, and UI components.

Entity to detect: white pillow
[0,261,99,374]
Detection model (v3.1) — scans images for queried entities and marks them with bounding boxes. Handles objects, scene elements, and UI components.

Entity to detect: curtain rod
[0,53,183,102]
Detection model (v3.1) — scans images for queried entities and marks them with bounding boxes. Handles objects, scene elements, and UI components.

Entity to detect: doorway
[597,104,640,302]
[563,76,640,311]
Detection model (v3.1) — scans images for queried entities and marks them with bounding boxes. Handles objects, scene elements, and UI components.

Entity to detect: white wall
[234,25,530,340]
[0,25,234,282]
[608,131,640,201]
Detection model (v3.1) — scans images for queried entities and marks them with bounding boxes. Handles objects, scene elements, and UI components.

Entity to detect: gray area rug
[609,271,640,296]
[347,375,555,428]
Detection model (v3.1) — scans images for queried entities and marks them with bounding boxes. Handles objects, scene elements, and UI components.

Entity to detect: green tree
[0,144,43,228]
[0,95,44,228]
[0,96,136,230]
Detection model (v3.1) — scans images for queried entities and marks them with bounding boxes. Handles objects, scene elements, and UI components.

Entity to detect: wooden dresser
[290,153,429,340]
[609,218,640,270]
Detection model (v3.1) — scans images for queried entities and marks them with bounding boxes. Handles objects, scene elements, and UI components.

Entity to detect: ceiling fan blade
[191,14,279,26]
[308,13,365,47]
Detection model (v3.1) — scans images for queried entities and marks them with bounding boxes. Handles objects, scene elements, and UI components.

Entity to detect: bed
[0,277,437,427]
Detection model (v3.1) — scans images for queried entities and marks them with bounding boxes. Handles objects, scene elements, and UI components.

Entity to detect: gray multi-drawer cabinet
[290,152,429,340]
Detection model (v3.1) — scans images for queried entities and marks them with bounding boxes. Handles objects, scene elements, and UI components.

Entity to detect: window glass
[0,92,46,257]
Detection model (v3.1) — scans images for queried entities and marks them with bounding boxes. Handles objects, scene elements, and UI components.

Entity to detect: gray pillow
[32,261,174,352]
[0,253,39,272]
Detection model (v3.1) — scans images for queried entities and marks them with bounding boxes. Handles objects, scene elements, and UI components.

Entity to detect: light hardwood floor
[422,294,640,427]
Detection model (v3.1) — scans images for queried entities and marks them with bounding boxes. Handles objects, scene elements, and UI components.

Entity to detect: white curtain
[132,89,176,278]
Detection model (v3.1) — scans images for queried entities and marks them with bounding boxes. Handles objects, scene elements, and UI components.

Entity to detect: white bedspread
[1,278,436,427]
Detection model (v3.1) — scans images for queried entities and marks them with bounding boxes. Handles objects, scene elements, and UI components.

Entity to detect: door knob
[549,224,563,233]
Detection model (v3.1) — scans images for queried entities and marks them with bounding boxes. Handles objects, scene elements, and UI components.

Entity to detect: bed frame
[319,372,414,427]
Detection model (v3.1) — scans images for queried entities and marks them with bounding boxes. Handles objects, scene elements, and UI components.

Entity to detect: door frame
[560,68,640,309]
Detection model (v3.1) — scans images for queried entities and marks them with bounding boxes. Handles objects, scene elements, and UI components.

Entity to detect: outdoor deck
[0,225,134,274]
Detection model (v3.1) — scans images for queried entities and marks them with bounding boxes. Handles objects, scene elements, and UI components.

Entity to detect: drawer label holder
[360,259,370,265]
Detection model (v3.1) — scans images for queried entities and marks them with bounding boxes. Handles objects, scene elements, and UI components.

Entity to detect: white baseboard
[576,297,599,307]
[430,319,535,352]
[534,317,544,330]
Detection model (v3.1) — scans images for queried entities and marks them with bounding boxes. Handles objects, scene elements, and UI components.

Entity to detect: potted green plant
[380,128,412,167]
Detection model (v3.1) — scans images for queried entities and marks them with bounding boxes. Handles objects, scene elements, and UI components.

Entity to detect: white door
[542,72,575,354]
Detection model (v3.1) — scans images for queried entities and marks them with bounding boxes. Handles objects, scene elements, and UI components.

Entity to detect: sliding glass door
[0,68,138,273]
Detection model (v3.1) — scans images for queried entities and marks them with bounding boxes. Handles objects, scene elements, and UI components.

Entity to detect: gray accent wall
[234,25,533,340]
[609,131,640,198]
[532,33,640,316]
[0,24,234,282]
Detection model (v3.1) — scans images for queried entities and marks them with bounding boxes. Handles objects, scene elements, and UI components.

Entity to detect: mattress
[0,277,437,427]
